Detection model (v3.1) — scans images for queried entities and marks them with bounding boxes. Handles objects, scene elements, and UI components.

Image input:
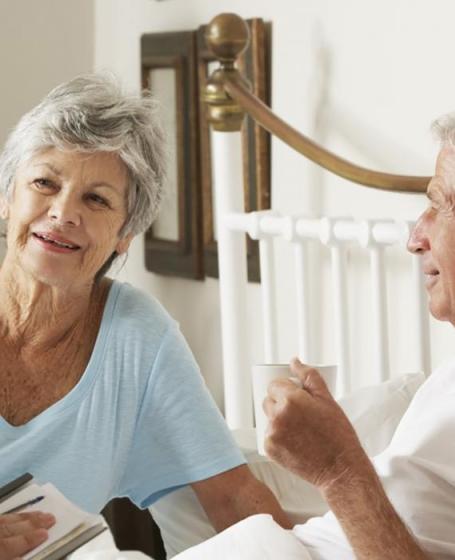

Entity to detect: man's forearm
[323,457,429,560]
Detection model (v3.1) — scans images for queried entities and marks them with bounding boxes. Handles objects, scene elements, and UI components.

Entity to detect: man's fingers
[0,529,49,559]
[267,377,301,399]
[290,358,330,397]
[263,377,309,421]
[262,395,275,419]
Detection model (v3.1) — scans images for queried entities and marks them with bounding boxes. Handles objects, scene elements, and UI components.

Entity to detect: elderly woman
[0,75,289,559]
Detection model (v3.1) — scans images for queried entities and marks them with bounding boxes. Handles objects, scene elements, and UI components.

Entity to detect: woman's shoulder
[105,280,177,340]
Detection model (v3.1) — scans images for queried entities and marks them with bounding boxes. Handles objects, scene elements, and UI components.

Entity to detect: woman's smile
[32,231,82,253]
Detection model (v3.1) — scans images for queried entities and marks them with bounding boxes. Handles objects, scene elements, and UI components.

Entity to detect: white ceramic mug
[251,363,337,456]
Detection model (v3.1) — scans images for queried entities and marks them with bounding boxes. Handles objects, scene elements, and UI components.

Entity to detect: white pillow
[337,372,425,456]
[150,372,426,558]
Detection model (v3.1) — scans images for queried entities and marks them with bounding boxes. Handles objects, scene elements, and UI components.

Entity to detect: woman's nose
[407,212,430,254]
[48,194,81,227]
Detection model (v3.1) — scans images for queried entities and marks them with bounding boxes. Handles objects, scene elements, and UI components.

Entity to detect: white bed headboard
[203,13,431,430]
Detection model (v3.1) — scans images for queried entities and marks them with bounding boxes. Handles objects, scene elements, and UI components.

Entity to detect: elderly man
[166,120,455,560]
[263,125,455,559]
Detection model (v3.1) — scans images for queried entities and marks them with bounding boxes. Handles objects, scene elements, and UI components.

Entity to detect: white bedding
[173,514,311,560]
[69,531,149,560]
[70,516,312,560]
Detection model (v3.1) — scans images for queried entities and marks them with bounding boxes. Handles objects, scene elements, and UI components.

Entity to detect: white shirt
[294,359,455,559]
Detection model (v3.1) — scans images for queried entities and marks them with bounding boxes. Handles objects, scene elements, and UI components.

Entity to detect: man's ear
[0,197,9,220]
[115,233,134,255]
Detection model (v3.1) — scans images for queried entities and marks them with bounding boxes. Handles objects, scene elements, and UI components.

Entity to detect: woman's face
[2,148,133,288]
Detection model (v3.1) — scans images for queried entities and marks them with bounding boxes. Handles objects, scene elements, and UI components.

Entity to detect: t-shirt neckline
[0,280,121,435]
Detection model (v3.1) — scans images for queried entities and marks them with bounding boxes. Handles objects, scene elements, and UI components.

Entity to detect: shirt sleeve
[118,326,246,508]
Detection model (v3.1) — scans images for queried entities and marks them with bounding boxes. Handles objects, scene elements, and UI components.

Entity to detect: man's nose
[407,212,430,254]
[48,194,81,227]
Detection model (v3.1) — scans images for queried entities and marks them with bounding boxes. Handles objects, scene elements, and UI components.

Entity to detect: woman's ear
[0,197,9,220]
[115,233,134,255]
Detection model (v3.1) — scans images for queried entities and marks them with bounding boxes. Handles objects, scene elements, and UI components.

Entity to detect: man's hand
[264,358,430,559]
[263,357,367,490]
[0,511,55,560]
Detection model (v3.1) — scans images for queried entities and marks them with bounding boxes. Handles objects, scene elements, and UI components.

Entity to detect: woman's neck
[0,258,106,351]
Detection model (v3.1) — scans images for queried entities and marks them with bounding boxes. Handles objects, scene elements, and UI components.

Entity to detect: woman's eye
[87,193,109,207]
[33,178,55,189]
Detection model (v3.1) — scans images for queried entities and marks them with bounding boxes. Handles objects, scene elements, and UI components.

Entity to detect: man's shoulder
[424,357,455,391]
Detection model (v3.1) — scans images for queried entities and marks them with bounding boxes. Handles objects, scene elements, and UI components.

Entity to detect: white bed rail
[214,165,430,428]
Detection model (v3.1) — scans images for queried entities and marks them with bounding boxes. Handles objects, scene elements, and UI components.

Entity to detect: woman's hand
[263,358,369,492]
[0,511,55,560]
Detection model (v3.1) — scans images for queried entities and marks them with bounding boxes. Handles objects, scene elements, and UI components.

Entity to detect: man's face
[407,146,455,324]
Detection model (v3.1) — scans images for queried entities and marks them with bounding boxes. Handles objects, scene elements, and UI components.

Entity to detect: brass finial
[203,13,251,132]
[205,13,249,65]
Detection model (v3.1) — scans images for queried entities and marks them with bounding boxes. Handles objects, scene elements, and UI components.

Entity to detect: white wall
[94,0,455,408]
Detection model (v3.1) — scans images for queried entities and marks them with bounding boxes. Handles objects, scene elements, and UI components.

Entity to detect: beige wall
[0,0,94,260]
[0,0,94,148]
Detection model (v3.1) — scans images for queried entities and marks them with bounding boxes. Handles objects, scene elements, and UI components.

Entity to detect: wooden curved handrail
[203,13,431,194]
[224,75,430,193]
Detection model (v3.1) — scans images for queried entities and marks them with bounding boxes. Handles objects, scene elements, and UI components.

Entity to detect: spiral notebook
[0,473,107,560]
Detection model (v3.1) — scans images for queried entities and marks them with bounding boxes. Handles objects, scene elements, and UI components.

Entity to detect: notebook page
[0,482,100,559]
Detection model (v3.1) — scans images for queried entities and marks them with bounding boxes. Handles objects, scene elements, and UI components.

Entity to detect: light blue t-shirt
[0,281,245,513]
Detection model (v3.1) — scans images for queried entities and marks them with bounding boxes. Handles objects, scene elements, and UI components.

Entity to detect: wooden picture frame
[141,31,203,279]
[197,18,271,282]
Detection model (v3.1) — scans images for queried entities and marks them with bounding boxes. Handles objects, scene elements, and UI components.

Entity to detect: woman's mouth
[32,232,81,252]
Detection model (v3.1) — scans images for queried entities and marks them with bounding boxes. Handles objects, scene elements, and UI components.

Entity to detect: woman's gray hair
[0,73,166,237]
[432,113,455,147]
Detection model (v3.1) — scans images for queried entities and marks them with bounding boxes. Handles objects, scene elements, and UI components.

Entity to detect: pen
[4,495,45,514]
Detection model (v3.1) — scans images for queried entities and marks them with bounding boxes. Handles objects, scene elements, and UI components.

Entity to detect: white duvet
[173,514,311,560]
[70,515,311,560]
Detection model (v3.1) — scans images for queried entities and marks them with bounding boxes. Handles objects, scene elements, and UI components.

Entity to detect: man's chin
[428,301,451,324]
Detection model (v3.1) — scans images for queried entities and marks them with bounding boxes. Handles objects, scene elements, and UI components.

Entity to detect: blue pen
[4,496,45,515]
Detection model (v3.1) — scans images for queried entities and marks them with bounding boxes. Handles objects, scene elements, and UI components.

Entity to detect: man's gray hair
[432,113,455,147]
[0,73,166,237]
